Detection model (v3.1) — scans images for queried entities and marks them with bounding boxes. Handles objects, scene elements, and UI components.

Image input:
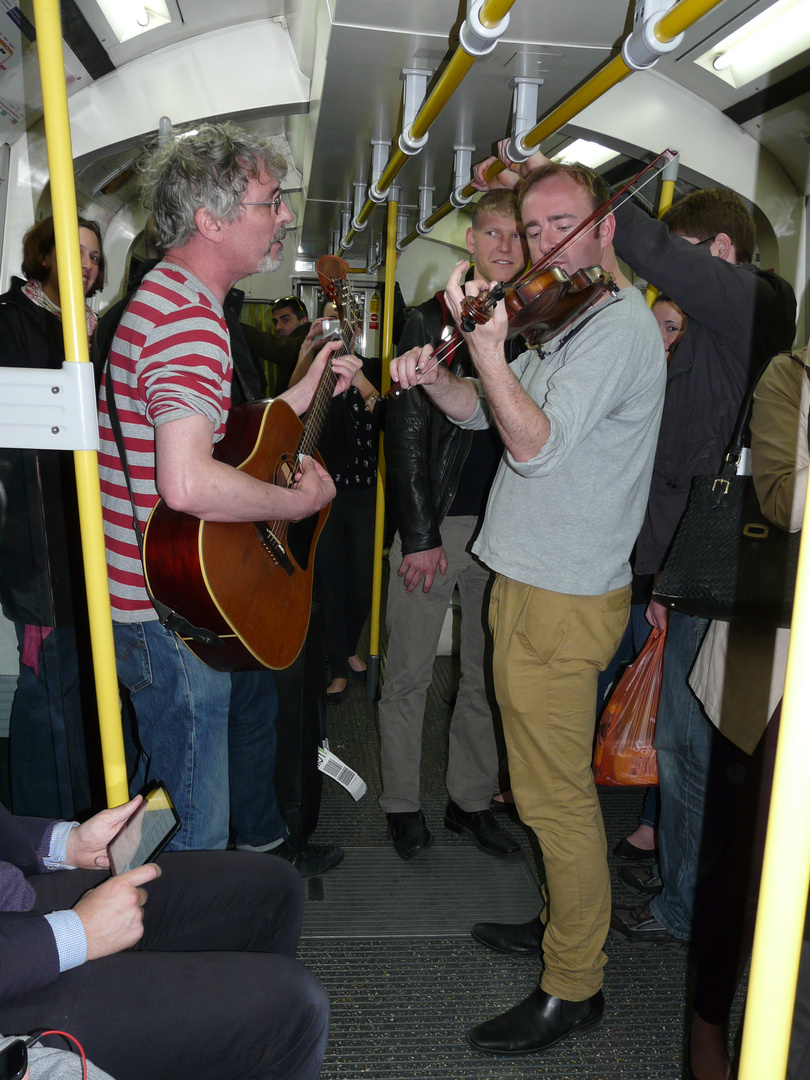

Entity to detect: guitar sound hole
[277,454,297,488]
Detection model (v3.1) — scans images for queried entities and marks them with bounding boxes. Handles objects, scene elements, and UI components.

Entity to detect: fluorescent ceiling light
[694,0,810,89]
[551,139,619,170]
[95,0,172,44]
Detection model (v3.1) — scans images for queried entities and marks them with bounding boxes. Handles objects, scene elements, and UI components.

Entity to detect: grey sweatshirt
[458,287,665,595]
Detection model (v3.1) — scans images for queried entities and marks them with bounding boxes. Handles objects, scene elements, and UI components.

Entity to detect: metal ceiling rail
[400,0,727,244]
[338,0,517,253]
[33,0,129,806]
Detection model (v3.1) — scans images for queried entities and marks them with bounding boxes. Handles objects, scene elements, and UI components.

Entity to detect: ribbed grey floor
[299,648,744,1079]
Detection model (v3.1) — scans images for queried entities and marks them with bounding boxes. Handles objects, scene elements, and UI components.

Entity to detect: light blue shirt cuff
[44,821,80,869]
[44,910,88,972]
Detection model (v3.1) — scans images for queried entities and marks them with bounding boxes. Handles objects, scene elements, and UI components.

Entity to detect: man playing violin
[390,161,666,1054]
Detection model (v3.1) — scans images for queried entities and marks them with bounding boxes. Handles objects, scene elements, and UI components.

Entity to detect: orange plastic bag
[592,626,666,787]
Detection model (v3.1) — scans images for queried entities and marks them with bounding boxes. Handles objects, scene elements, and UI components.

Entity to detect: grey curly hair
[139,122,288,251]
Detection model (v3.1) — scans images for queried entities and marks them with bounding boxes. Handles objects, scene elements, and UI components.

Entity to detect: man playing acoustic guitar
[97,122,361,851]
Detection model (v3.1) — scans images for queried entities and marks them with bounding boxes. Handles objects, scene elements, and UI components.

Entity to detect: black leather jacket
[385,293,515,556]
[0,279,85,625]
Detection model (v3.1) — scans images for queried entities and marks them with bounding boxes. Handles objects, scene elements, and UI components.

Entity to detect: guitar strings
[266,278,352,541]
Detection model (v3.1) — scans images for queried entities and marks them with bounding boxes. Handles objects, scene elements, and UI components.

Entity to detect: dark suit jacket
[0,804,60,1002]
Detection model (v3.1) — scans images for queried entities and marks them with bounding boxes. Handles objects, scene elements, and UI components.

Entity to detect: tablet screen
[107,783,181,874]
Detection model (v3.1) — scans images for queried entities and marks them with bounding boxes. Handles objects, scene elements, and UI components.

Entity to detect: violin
[386,264,615,399]
[387,148,676,398]
[460,264,616,346]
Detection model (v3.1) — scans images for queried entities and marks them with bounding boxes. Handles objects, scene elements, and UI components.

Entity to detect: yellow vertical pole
[645,164,678,307]
[738,504,810,1078]
[33,0,128,806]
[366,199,398,699]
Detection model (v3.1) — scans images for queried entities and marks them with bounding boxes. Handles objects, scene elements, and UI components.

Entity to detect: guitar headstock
[315,255,362,342]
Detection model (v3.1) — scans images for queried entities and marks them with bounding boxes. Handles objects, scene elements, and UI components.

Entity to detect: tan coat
[689,348,809,754]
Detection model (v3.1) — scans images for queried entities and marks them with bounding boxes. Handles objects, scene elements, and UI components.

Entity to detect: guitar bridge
[253,521,295,576]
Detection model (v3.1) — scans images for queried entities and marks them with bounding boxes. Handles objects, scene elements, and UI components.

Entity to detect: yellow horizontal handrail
[402,0,727,243]
[340,0,518,252]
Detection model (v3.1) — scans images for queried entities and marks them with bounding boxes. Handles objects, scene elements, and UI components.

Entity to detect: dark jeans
[650,611,714,940]
[9,624,92,819]
[314,487,375,681]
[693,707,781,1025]
[0,851,328,1080]
[229,670,287,847]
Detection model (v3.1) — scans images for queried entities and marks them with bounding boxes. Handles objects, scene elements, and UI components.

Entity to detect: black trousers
[314,487,376,681]
[0,852,328,1080]
[692,708,781,1024]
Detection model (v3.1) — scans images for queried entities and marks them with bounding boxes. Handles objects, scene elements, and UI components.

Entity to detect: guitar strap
[101,355,224,649]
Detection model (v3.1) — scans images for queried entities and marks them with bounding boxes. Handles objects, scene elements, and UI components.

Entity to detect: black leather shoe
[471,913,545,955]
[387,810,433,860]
[444,800,521,858]
[467,985,604,1055]
[272,839,344,878]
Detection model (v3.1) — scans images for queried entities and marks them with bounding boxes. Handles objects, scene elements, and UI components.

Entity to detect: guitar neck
[297,361,338,459]
[296,275,361,459]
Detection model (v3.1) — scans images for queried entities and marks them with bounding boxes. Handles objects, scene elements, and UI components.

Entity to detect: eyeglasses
[242,192,284,213]
[696,235,716,247]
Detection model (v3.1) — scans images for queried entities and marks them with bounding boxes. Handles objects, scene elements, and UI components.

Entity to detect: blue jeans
[9,623,92,819]
[113,620,230,851]
[650,610,714,940]
[229,670,287,848]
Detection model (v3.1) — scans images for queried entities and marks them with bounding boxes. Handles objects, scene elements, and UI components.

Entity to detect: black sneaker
[610,901,687,947]
[272,839,344,878]
[618,863,663,898]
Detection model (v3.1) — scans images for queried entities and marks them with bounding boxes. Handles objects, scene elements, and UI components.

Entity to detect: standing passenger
[97,122,361,850]
[605,187,796,946]
[392,162,665,1053]
[379,190,526,861]
[0,217,106,819]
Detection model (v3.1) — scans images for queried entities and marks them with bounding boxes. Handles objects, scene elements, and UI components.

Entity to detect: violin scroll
[459,282,506,332]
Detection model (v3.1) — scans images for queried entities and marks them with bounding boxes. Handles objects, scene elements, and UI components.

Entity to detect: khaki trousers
[489,575,630,1000]
[379,518,499,814]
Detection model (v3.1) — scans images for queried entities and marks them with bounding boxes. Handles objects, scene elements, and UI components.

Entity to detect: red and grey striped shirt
[98,263,232,621]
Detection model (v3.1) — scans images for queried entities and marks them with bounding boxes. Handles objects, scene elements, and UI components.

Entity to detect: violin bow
[459,148,678,330]
[393,149,677,391]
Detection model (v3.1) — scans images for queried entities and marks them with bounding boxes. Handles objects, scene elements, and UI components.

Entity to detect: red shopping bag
[592,626,666,787]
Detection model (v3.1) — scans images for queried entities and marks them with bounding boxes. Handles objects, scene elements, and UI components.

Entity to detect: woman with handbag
[687,344,809,1080]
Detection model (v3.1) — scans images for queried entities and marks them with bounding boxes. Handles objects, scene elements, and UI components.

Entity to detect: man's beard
[258,225,286,274]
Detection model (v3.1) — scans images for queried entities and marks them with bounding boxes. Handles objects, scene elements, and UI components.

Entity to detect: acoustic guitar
[142,257,361,672]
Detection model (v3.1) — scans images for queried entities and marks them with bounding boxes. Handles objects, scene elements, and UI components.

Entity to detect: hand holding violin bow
[471,138,551,192]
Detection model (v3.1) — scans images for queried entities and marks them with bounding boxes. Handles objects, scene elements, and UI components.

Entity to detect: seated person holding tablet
[0,796,328,1080]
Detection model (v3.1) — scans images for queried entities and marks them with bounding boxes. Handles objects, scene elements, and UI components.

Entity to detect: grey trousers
[378,516,500,814]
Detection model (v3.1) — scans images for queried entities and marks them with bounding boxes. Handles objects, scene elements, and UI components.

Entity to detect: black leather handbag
[653,361,802,628]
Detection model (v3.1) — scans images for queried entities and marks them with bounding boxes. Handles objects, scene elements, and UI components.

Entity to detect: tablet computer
[107,782,181,875]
